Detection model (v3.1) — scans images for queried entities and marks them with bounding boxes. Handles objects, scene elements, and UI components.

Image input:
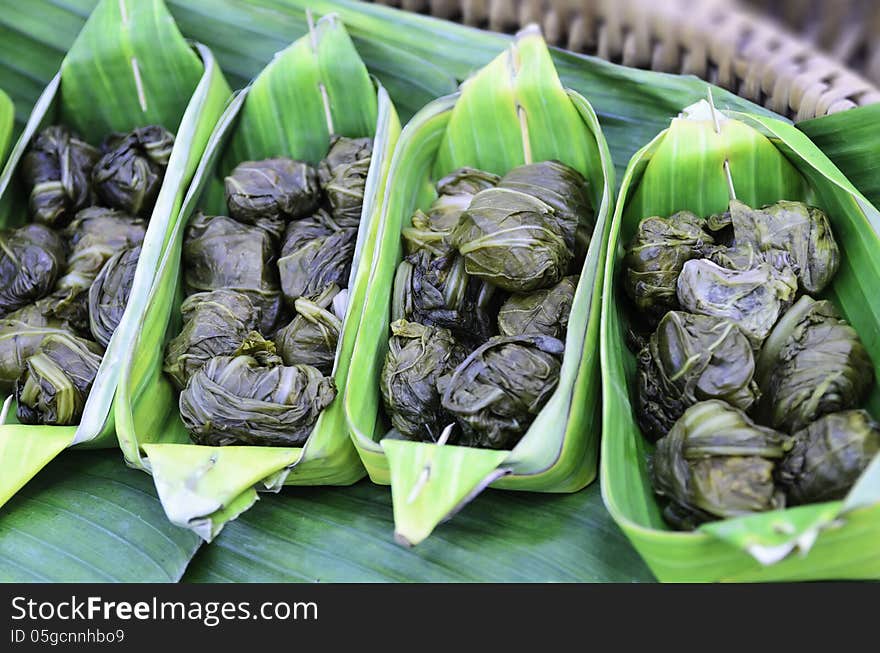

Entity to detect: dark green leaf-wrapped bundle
[56,207,146,292]
[179,353,337,447]
[402,167,500,250]
[394,167,507,346]
[225,158,321,234]
[452,187,572,293]
[439,334,564,449]
[759,201,839,293]
[436,166,501,198]
[636,311,760,441]
[381,161,593,451]
[166,135,377,448]
[401,169,500,259]
[183,212,282,333]
[401,210,454,257]
[778,410,880,505]
[498,275,577,339]
[14,332,104,425]
[318,135,372,224]
[21,125,99,228]
[88,246,140,348]
[92,125,175,217]
[0,224,66,316]
[392,250,495,345]
[380,319,467,441]
[275,208,338,248]
[403,224,453,263]
[708,200,839,294]
[277,219,357,303]
[497,160,592,252]
[676,258,797,346]
[623,211,714,319]
[621,198,879,530]
[274,284,344,375]
[163,289,260,390]
[651,400,789,529]
[0,299,71,392]
[2,122,173,428]
[756,296,874,433]
[47,207,146,335]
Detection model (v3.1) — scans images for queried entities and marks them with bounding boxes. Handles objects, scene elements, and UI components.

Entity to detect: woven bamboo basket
[745,0,880,87]
[370,0,880,120]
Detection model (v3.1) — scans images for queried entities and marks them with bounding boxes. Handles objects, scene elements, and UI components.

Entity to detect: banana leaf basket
[113,14,401,541]
[345,26,615,545]
[600,99,880,582]
[0,0,230,509]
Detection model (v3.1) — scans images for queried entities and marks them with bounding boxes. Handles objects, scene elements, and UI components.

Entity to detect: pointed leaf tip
[679,99,729,123]
[383,439,509,545]
[700,501,841,565]
[0,426,76,508]
[515,23,544,40]
[143,443,300,538]
[393,531,414,548]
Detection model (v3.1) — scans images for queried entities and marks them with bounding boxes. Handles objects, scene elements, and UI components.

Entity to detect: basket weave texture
[372,0,880,120]
[746,0,880,88]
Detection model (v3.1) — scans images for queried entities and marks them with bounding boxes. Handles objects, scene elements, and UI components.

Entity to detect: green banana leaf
[798,104,880,218]
[183,478,654,582]
[114,14,401,541]
[0,89,12,165]
[0,2,769,168]
[345,27,615,545]
[174,2,880,216]
[601,100,880,582]
[0,447,654,583]
[167,0,457,123]
[0,450,200,582]
[167,0,784,181]
[0,0,231,509]
[8,1,879,209]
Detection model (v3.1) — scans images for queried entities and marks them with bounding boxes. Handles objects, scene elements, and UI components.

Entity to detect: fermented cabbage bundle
[381,161,592,450]
[621,199,877,530]
[1,124,172,425]
[167,136,373,446]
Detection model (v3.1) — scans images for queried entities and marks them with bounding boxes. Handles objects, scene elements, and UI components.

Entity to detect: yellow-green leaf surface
[0,89,12,165]
[0,0,231,511]
[345,27,615,545]
[0,426,75,506]
[383,440,509,547]
[600,102,880,582]
[114,15,400,540]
